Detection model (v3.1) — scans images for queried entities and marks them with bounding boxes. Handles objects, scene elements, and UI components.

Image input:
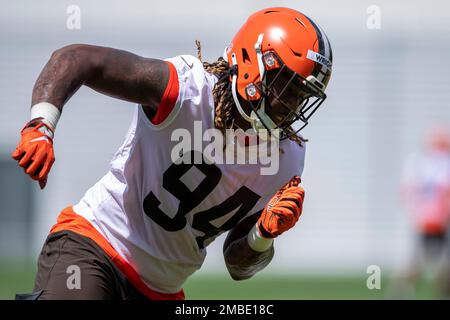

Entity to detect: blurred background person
[397,124,450,298]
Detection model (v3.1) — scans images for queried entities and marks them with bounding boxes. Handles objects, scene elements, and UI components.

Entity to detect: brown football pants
[15,230,149,300]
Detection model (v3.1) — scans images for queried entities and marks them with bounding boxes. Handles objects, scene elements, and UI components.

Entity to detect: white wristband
[247,224,273,252]
[30,102,60,131]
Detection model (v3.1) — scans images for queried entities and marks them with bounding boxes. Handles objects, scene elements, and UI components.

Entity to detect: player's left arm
[223,211,274,281]
[223,176,304,280]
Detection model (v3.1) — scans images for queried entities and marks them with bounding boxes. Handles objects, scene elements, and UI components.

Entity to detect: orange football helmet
[224,7,333,139]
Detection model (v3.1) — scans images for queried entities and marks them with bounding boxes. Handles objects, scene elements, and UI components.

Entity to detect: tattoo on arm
[32,46,87,110]
[223,211,274,280]
[31,44,169,113]
[224,235,274,280]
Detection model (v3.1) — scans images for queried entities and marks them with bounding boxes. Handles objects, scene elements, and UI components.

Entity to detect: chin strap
[231,52,254,124]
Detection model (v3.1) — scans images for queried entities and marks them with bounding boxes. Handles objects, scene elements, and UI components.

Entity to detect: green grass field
[0,262,435,300]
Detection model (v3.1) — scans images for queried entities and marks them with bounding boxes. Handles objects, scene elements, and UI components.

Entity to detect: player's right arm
[12,44,170,188]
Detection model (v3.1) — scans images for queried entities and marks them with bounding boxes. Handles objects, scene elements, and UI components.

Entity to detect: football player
[12,7,332,299]
[397,125,450,298]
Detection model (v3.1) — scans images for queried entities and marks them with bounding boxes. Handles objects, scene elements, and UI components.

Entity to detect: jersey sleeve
[144,55,207,129]
[150,61,180,125]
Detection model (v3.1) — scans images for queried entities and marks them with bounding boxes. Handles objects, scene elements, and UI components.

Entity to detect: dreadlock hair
[195,40,307,148]
[195,40,235,135]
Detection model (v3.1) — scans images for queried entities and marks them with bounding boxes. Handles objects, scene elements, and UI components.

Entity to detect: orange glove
[11,119,55,189]
[257,176,305,238]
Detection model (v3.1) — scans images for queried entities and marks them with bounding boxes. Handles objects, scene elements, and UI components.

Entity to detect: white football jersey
[73,55,306,294]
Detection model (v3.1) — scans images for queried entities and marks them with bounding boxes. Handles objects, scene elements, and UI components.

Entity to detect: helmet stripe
[304,15,332,83]
[316,22,333,63]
